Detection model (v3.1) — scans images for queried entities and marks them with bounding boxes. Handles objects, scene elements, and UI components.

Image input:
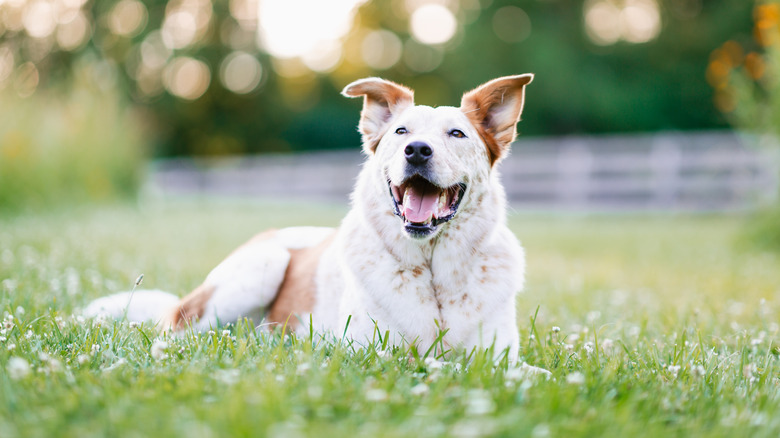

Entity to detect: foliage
[1,202,779,436]
[708,0,780,249]
[709,1,780,133]
[0,71,147,215]
[0,0,755,157]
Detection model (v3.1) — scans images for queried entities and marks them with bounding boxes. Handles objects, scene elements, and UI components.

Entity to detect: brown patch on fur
[165,283,216,330]
[412,266,423,277]
[164,229,282,330]
[460,74,533,166]
[266,233,336,329]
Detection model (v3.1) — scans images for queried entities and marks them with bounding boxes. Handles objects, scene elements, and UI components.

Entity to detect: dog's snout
[404,141,433,166]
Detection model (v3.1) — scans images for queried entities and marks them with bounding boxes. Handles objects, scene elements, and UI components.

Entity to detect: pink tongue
[404,186,439,223]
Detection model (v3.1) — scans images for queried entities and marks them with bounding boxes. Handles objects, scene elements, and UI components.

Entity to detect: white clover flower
[296,362,311,375]
[46,357,63,373]
[551,326,561,334]
[365,388,388,402]
[667,365,681,378]
[151,339,169,360]
[0,336,6,343]
[15,306,24,316]
[583,342,594,355]
[77,354,90,365]
[222,330,230,337]
[129,321,139,329]
[410,383,429,396]
[7,343,16,351]
[566,372,585,385]
[7,357,31,380]
[424,357,444,370]
[743,363,756,382]
[25,330,33,339]
[691,364,705,378]
[102,358,127,373]
[91,344,101,355]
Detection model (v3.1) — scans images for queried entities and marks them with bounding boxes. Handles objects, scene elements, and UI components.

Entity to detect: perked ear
[342,78,414,153]
[460,74,534,165]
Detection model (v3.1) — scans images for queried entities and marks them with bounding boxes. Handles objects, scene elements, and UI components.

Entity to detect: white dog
[87,74,534,360]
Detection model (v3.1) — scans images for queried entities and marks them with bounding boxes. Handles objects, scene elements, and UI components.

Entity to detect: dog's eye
[449,129,466,138]
[395,127,408,135]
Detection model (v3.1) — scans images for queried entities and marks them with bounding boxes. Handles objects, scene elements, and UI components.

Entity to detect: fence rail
[150,131,778,212]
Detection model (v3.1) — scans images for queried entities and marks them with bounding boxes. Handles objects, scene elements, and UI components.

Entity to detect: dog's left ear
[342,78,414,153]
[460,74,534,165]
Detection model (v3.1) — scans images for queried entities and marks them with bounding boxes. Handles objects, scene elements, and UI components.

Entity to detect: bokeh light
[621,0,661,43]
[56,11,90,51]
[585,0,661,45]
[585,0,622,45]
[361,29,403,70]
[230,0,259,29]
[257,0,365,59]
[108,0,148,38]
[161,0,212,50]
[22,0,56,39]
[163,56,211,100]
[409,4,457,45]
[220,51,262,94]
[141,31,173,70]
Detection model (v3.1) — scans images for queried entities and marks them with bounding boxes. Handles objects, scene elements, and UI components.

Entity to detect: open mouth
[388,176,466,237]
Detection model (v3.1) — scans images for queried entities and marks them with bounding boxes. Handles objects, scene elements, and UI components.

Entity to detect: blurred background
[0,0,778,225]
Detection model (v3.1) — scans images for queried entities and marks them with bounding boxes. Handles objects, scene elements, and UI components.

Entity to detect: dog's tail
[83,289,180,324]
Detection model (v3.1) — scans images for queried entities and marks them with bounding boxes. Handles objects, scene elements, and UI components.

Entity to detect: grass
[1,200,779,437]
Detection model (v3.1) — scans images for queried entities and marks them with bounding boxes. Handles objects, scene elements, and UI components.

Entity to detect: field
[1,200,779,437]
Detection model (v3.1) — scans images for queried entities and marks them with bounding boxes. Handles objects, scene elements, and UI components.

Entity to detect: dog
[86,74,534,360]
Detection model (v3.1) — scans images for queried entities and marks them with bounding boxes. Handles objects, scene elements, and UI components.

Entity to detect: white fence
[150,131,778,212]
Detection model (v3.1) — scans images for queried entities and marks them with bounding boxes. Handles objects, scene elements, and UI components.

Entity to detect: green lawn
[1,200,779,437]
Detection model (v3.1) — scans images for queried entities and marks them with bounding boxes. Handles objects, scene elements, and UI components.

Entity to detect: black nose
[404,141,433,166]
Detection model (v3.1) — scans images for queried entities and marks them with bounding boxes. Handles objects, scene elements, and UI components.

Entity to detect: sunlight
[410,4,457,45]
[256,0,366,60]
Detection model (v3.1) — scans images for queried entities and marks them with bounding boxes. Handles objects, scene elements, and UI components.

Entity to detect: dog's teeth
[437,191,447,217]
[403,187,411,208]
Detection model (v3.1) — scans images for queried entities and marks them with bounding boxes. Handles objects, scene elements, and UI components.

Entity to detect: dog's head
[342,75,533,240]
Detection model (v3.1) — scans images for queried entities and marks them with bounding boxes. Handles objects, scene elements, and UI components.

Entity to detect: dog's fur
[86,74,534,359]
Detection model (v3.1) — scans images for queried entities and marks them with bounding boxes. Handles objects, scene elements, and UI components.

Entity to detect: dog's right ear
[342,78,414,153]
